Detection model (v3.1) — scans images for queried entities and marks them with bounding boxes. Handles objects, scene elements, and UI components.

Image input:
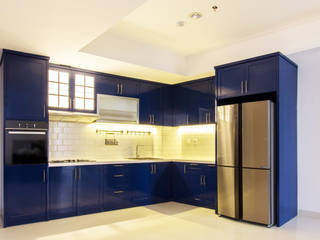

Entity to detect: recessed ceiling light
[212,6,218,11]
[177,21,186,27]
[189,12,202,20]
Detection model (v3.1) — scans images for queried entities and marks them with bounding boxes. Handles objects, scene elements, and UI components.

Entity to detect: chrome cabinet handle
[121,84,123,95]
[187,114,189,125]
[205,113,208,123]
[78,168,81,181]
[200,175,203,185]
[43,169,46,183]
[114,165,124,167]
[150,164,153,174]
[69,98,72,108]
[152,115,155,124]
[43,104,46,119]
[184,164,186,174]
[154,164,156,174]
[208,112,211,123]
[74,168,77,181]
[117,84,119,94]
[113,174,124,178]
[114,190,124,194]
[204,176,206,186]
[241,81,244,94]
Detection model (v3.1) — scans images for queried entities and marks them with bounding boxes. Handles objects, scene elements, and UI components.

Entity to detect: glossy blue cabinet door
[162,86,174,126]
[151,163,171,203]
[77,166,103,215]
[173,86,188,126]
[131,163,152,206]
[139,82,164,125]
[117,78,140,97]
[48,166,77,219]
[172,163,190,203]
[103,165,133,211]
[247,57,277,95]
[203,165,217,210]
[217,64,246,100]
[4,52,48,121]
[4,165,47,227]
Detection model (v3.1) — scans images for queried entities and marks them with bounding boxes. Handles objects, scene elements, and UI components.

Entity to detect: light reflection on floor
[0,202,319,240]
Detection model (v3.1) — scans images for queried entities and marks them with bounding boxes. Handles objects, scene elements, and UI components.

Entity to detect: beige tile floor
[0,202,319,240]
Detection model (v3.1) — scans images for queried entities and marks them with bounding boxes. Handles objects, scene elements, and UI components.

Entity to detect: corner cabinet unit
[1,49,49,121]
[215,52,298,226]
[173,77,215,126]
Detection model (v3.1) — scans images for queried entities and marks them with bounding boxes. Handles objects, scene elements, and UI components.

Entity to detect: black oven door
[5,129,48,165]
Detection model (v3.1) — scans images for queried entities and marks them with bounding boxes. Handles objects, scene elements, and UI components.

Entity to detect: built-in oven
[5,120,48,165]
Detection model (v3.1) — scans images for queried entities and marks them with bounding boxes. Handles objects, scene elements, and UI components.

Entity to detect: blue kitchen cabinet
[103,164,133,211]
[162,86,174,126]
[216,64,246,100]
[139,82,164,125]
[4,165,47,227]
[131,163,152,206]
[173,86,188,126]
[150,162,171,203]
[95,74,139,98]
[173,78,215,126]
[2,49,49,121]
[247,57,277,95]
[215,54,278,100]
[77,166,103,215]
[202,165,217,210]
[48,166,77,219]
[172,163,190,203]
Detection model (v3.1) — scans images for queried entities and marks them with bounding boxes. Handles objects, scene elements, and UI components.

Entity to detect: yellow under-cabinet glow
[178,124,216,135]
[89,122,157,135]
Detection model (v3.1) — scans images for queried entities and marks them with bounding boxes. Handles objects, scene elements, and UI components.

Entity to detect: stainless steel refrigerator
[217,100,275,226]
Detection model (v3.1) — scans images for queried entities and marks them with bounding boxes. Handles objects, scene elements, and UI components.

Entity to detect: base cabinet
[172,163,217,210]
[48,166,77,219]
[4,165,47,227]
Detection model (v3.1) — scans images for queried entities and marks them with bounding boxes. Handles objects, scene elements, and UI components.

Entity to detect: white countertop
[48,159,215,167]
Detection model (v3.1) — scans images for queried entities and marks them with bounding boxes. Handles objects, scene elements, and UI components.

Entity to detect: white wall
[289,48,320,213]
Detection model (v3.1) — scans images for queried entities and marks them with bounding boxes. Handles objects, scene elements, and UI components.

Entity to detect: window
[48,70,70,109]
[74,74,95,111]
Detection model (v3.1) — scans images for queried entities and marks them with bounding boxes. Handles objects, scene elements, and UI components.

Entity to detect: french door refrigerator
[217,100,275,227]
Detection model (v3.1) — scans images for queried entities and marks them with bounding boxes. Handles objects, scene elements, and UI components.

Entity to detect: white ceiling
[1,0,320,83]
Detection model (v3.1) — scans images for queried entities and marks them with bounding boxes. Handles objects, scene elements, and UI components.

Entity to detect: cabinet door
[77,166,102,215]
[5,53,48,121]
[185,164,203,205]
[4,165,47,227]
[203,165,217,210]
[184,79,214,124]
[247,57,277,95]
[103,165,133,211]
[217,64,246,100]
[162,86,174,126]
[118,79,139,98]
[173,86,188,126]
[95,75,118,96]
[131,164,152,206]
[48,167,77,219]
[151,163,171,203]
[139,82,163,125]
[172,163,190,202]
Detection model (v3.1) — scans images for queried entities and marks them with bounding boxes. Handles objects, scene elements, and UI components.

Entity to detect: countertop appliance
[5,120,48,165]
[217,100,275,227]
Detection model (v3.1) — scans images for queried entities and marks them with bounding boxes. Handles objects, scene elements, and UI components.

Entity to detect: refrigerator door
[217,166,240,219]
[242,168,274,225]
[217,104,239,167]
[242,101,274,169]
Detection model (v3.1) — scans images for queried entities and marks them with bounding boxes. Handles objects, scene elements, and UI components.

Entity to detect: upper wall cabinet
[216,55,277,100]
[2,50,49,121]
[95,75,139,98]
[139,81,164,125]
[173,77,215,126]
[48,67,96,113]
